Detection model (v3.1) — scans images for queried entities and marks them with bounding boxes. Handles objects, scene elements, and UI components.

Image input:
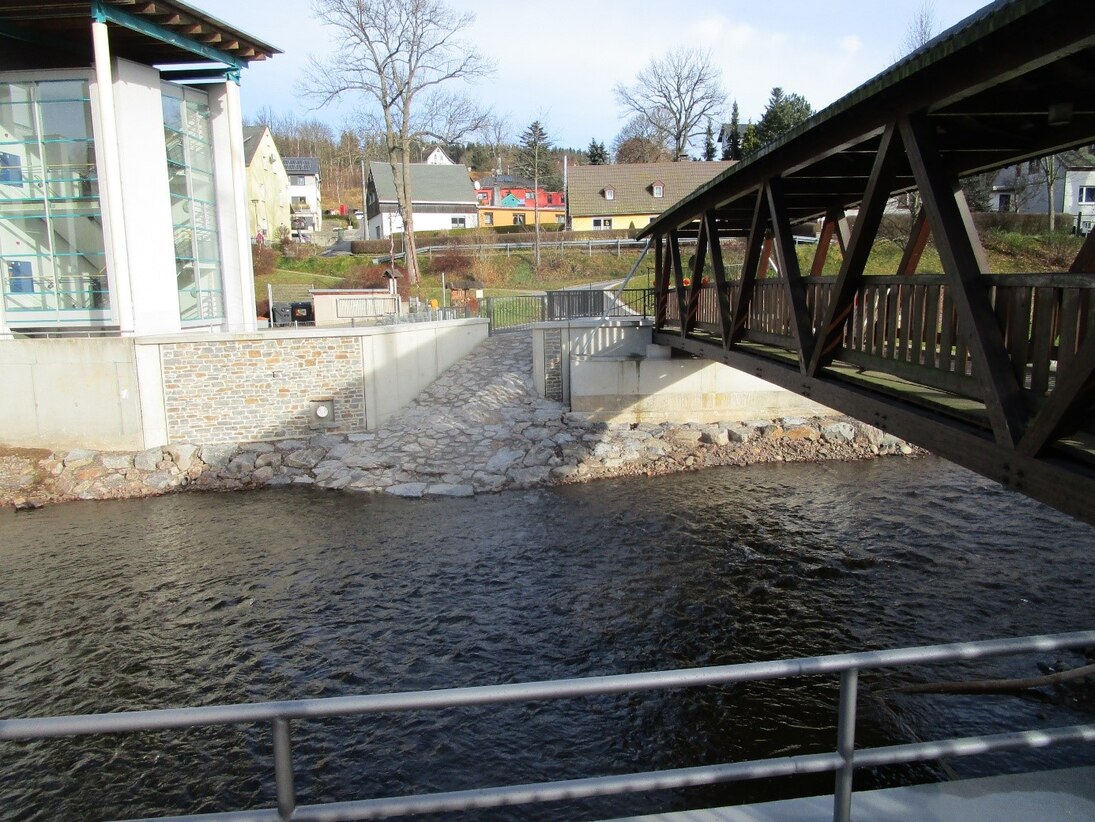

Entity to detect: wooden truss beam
[730,189,770,346]
[683,214,709,336]
[899,114,1027,448]
[704,211,734,346]
[766,177,815,370]
[1018,331,1095,457]
[897,208,931,275]
[809,123,905,375]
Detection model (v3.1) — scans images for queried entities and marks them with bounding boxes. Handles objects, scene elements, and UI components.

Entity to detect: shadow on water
[1,456,1093,820]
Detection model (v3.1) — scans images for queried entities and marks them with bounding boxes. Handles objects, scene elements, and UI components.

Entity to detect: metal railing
[486,288,655,333]
[3,631,1092,822]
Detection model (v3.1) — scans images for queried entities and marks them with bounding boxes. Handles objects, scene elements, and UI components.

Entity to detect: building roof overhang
[0,0,280,74]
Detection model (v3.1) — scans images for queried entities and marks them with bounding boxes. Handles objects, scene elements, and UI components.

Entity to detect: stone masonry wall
[159,337,366,444]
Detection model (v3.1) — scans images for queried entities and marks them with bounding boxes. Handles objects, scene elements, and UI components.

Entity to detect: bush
[342,263,410,296]
[251,243,277,277]
[428,249,475,276]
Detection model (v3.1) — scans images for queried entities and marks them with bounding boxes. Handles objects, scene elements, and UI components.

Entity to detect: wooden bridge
[640,0,1095,525]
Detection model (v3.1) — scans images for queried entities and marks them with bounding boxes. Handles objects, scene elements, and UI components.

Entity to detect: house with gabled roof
[567,161,735,232]
[365,161,478,238]
[242,126,290,242]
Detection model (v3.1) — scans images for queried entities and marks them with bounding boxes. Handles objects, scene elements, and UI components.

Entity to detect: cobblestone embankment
[1,335,919,509]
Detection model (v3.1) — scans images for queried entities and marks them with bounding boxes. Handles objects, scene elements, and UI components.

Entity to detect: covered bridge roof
[641,0,1095,239]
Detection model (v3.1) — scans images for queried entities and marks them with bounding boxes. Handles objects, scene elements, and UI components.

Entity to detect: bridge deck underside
[641,0,1095,526]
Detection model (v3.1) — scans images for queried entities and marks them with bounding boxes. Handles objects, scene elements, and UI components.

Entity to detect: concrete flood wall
[0,338,144,451]
[1,319,489,450]
[532,319,832,423]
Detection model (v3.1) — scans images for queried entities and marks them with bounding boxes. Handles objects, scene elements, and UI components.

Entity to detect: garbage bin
[335,228,346,242]
[272,303,291,326]
[290,301,315,325]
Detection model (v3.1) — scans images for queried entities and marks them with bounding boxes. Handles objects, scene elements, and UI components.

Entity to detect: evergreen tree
[587,139,608,165]
[741,123,760,157]
[514,120,554,269]
[755,87,813,147]
[723,101,742,160]
[703,119,716,161]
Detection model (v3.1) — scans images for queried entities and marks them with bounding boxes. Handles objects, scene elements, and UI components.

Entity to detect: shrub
[342,263,410,296]
[251,243,277,277]
[428,249,475,276]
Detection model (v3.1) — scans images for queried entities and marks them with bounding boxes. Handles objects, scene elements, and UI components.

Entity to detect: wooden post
[766,177,815,370]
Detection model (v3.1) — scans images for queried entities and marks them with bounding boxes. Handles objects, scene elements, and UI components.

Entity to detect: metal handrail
[3,631,1093,822]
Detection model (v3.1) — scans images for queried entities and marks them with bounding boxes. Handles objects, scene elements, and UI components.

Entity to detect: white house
[365,161,478,239]
[284,156,322,236]
[424,146,455,165]
[0,0,279,337]
[989,149,1095,233]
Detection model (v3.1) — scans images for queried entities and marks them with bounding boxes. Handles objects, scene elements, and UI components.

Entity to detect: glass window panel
[46,174,97,202]
[188,138,213,174]
[191,200,217,231]
[168,166,189,198]
[37,80,89,102]
[190,170,215,203]
[4,257,57,311]
[0,215,51,254]
[43,140,94,178]
[48,216,104,256]
[170,196,191,227]
[162,94,183,132]
[0,200,47,217]
[38,101,92,141]
[164,131,185,165]
[184,100,209,139]
[174,226,192,259]
[0,83,33,106]
[193,229,218,261]
[47,200,101,220]
[0,101,36,143]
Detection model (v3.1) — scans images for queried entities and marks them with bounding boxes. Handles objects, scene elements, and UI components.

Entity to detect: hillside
[258,230,1087,308]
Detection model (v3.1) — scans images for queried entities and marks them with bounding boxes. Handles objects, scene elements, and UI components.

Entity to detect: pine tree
[587,139,608,165]
[703,119,716,161]
[723,101,742,161]
[755,87,812,147]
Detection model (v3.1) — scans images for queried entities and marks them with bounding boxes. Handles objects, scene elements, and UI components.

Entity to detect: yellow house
[567,161,735,232]
[242,125,290,242]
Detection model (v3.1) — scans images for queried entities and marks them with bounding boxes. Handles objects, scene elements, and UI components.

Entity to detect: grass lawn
[260,229,1083,302]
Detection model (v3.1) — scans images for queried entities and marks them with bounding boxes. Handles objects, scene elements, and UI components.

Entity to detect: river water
[2,456,1094,821]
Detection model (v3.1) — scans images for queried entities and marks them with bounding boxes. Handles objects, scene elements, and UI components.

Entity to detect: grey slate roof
[242,126,267,167]
[567,161,736,218]
[370,162,477,205]
[284,157,321,176]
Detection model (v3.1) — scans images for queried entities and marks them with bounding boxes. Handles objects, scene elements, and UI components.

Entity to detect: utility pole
[359,158,367,238]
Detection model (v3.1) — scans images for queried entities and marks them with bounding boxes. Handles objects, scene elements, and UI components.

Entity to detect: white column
[91,20,135,335]
[210,81,256,332]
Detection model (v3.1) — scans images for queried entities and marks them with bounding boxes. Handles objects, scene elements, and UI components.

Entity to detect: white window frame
[604,187,614,201]
[1079,186,1095,204]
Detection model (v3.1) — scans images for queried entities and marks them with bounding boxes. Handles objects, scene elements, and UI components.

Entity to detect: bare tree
[898,2,937,58]
[611,116,670,164]
[307,0,493,285]
[1038,155,1067,231]
[614,47,725,160]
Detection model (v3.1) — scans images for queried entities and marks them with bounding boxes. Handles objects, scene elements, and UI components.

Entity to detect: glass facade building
[162,83,223,324]
[0,78,108,323]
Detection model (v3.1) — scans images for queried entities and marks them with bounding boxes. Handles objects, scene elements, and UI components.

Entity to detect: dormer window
[604,187,615,200]
[652,181,664,198]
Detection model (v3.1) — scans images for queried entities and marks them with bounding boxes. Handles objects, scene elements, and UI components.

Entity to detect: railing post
[273,717,295,821]
[834,668,858,822]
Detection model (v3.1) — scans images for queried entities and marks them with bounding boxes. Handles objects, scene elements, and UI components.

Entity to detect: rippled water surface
[2,457,1094,820]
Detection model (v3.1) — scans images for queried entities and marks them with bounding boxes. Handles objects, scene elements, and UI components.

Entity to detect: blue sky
[197,0,990,150]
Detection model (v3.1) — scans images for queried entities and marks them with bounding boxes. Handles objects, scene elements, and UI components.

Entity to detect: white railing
[3,632,1093,821]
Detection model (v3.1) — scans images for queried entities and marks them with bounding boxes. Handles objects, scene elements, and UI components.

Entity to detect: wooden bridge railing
[664,274,1094,406]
